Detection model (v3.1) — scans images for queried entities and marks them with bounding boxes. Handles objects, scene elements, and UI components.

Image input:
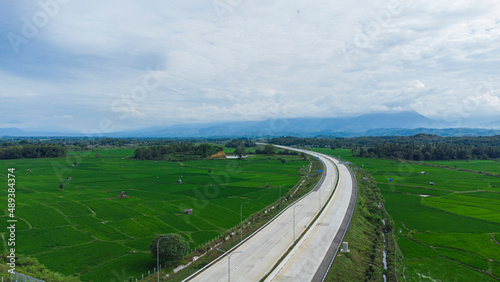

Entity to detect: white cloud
[52,115,74,120]
[408,80,425,90]
[1,0,500,131]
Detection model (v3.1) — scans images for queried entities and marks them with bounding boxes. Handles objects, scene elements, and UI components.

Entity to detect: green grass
[436,248,489,271]
[324,169,385,281]
[404,257,497,281]
[17,203,70,228]
[134,216,177,234]
[35,241,131,275]
[106,219,156,238]
[424,159,500,174]
[75,222,129,241]
[413,233,500,261]
[422,194,500,224]
[84,200,143,221]
[0,148,307,280]
[79,252,155,282]
[17,226,93,255]
[47,201,93,217]
[191,230,221,246]
[381,189,500,233]
[492,261,500,278]
[397,236,440,260]
[312,148,500,281]
[123,236,156,251]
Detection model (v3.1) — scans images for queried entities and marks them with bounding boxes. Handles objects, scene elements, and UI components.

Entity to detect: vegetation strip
[314,164,357,282]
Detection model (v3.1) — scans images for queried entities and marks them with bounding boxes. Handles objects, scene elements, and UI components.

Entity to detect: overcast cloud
[1,0,499,132]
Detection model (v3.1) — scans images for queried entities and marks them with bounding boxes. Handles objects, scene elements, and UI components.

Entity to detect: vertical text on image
[7,167,17,273]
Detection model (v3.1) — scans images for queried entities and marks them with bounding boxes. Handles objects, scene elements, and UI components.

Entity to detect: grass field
[312,148,500,281]
[0,147,308,280]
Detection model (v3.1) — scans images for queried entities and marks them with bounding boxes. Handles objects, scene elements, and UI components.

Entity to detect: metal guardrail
[10,271,45,282]
[314,160,358,282]
[182,146,327,281]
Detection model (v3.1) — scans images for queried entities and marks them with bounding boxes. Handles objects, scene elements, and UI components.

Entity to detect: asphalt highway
[185,147,356,282]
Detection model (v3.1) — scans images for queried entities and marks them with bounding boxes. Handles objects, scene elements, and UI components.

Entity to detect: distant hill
[2,111,499,138]
[0,128,82,137]
[0,128,26,136]
[107,111,443,137]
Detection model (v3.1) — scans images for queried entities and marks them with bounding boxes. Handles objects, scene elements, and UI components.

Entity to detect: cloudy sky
[1,0,499,133]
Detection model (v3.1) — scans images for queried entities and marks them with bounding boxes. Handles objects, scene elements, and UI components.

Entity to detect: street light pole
[319,188,321,209]
[279,184,285,211]
[157,236,169,282]
[293,205,302,244]
[240,201,249,242]
[228,251,242,282]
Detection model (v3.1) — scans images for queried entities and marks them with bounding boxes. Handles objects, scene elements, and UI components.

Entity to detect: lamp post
[293,205,302,244]
[279,184,285,211]
[319,188,321,209]
[157,236,169,282]
[240,201,249,242]
[228,251,242,282]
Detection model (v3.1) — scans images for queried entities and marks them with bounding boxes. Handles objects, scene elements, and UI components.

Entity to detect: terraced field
[313,148,500,281]
[0,148,308,280]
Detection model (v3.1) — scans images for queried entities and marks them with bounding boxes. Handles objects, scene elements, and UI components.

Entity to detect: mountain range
[1,111,499,138]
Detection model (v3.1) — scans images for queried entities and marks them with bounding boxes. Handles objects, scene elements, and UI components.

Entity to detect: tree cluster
[270,135,500,161]
[355,142,500,160]
[0,144,66,159]
[149,234,189,266]
[134,143,223,160]
[254,144,276,155]
[225,139,256,148]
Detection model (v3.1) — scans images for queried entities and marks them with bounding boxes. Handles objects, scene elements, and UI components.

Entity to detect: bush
[150,234,189,266]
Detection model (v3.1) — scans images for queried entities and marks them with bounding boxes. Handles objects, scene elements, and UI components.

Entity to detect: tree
[263,144,275,155]
[234,146,246,159]
[150,234,189,266]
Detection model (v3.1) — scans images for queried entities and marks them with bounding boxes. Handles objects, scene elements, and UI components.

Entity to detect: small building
[421,171,427,174]
[388,178,393,181]
[429,182,435,185]
[184,209,193,214]
[362,177,369,182]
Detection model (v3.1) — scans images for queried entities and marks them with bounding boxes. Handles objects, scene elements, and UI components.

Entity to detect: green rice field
[313,148,500,281]
[0,148,308,280]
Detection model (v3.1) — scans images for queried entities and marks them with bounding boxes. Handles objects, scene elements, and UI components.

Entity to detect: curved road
[265,153,356,281]
[184,147,356,281]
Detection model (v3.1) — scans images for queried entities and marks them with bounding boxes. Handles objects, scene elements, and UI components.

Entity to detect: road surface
[265,155,356,281]
[185,148,356,282]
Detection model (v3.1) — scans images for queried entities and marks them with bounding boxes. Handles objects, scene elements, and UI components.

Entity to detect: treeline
[269,135,500,149]
[0,144,66,159]
[270,135,500,161]
[134,143,223,160]
[225,139,256,148]
[356,142,500,160]
[0,137,229,151]
[253,146,298,156]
